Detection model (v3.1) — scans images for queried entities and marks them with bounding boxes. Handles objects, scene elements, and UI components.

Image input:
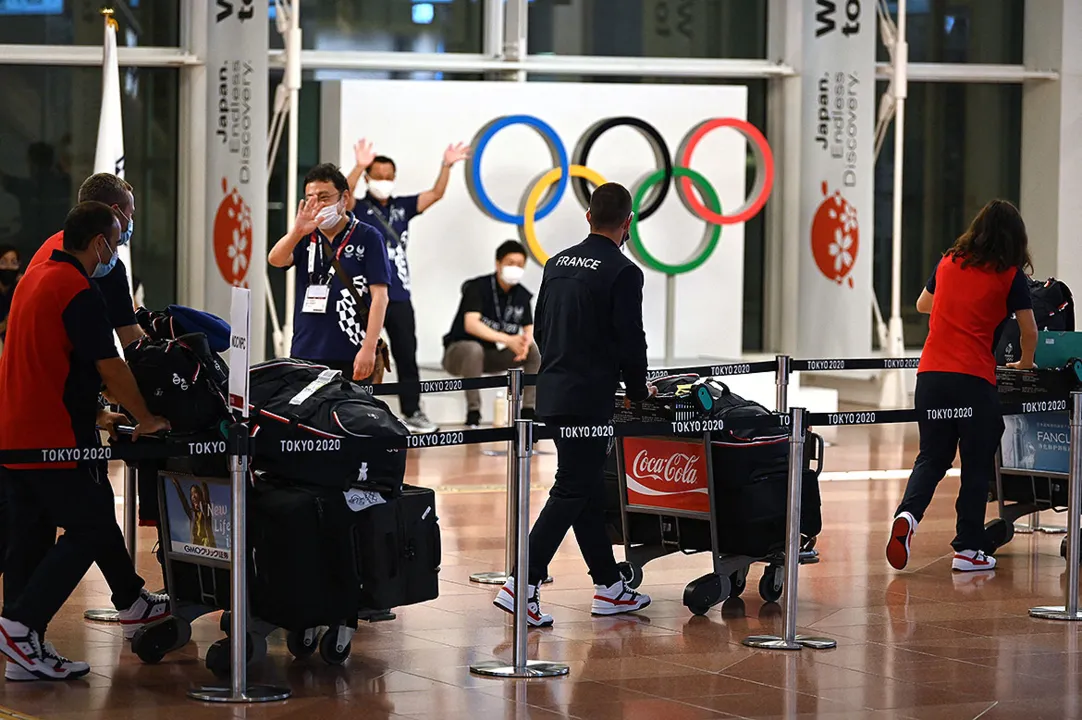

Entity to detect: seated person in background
[0,244,22,344]
[442,241,540,427]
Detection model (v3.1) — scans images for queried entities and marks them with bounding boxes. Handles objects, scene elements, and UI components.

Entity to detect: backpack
[248,359,409,491]
[136,305,232,353]
[124,333,230,433]
[997,278,1075,364]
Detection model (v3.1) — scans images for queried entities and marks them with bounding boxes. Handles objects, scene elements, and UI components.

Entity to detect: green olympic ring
[628,166,722,275]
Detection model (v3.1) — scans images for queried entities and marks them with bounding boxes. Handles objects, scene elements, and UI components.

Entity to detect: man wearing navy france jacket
[269,164,391,382]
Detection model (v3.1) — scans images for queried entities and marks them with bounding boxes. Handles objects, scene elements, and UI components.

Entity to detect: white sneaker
[404,411,439,434]
[0,618,87,681]
[118,588,171,640]
[5,641,90,682]
[494,577,554,627]
[591,580,651,616]
[952,549,996,572]
[887,511,918,570]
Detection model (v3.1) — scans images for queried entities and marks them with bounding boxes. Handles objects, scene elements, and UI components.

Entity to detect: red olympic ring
[676,118,775,226]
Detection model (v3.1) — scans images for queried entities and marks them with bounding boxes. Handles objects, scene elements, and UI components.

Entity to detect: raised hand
[443,142,471,166]
[294,197,320,236]
[354,138,377,169]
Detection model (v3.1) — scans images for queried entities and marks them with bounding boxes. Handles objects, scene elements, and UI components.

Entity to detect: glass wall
[528,0,767,58]
[878,0,1024,64]
[0,65,179,309]
[268,0,484,53]
[873,82,1023,346]
[0,0,179,46]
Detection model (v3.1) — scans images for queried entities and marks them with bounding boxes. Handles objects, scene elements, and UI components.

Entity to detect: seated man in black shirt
[441,241,540,427]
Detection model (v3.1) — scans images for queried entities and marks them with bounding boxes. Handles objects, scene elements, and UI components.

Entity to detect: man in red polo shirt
[0,202,170,681]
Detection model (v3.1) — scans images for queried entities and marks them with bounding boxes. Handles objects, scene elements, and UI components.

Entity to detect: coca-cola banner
[205,0,268,360]
[623,438,709,513]
[798,0,875,357]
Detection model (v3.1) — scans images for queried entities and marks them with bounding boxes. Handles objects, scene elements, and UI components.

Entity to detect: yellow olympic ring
[521,164,608,265]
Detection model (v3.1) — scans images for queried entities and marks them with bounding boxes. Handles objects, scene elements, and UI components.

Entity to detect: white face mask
[315,202,342,231]
[367,179,395,201]
[500,265,525,286]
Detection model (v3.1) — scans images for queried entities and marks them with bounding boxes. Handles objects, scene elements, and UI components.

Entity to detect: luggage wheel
[759,565,783,604]
[205,631,266,678]
[132,616,192,664]
[286,628,319,661]
[318,625,353,665]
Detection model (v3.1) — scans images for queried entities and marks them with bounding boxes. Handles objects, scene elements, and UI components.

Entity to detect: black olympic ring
[570,117,673,222]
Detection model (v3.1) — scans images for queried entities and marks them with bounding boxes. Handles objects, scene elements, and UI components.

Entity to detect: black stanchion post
[1030,390,1082,622]
[85,462,139,624]
[188,423,290,703]
[744,407,836,651]
[470,419,569,679]
[775,355,791,413]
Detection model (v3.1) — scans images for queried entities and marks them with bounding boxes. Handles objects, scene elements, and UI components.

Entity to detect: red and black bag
[248,359,408,491]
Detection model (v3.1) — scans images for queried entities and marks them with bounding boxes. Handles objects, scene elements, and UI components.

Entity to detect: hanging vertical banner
[798,0,875,357]
[205,0,268,362]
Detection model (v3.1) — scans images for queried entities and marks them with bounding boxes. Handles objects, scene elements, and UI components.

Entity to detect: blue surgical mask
[92,239,118,279]
[119,216,134,246]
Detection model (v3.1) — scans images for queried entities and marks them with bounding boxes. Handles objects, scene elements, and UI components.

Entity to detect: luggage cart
[986,363,1082,556]
[130,468,358,674]
[610,428,823,616]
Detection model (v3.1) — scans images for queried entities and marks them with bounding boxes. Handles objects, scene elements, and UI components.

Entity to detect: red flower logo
[213,178,252,287]
[810,181,858,288]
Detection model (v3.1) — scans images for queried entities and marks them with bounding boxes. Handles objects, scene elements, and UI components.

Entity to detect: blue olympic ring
[468,115,569,225]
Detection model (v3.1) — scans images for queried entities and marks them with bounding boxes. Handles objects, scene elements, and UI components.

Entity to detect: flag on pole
[93,9,133,294]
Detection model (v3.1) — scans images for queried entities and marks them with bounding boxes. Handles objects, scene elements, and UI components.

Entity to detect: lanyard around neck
[308,218,358,281]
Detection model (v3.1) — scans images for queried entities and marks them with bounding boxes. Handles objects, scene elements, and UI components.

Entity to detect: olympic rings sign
[465,115,775,275]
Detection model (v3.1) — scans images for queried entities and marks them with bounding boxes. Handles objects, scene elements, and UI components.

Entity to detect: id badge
[302,284,330,314]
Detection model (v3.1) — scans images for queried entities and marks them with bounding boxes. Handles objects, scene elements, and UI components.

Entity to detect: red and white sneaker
[118,588,171,640]
[5,641,91,682]
[591,580,651,616]
[952,549,996,572]
[494,578,554,628]
[0,618,88,681]
[886,511,917,570]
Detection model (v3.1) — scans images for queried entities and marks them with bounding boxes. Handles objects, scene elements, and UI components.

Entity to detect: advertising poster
[165,475,232,563]
[1001,412,1070,475]
[205,0,268,361]
[798,0,876,357]
[623,438,710,513]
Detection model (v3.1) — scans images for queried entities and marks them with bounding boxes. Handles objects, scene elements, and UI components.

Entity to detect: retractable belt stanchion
[1030,390,1082,622]
[471,419,569,679]
[85,462,139,623]
[482,369,522,460]
[744,407,836,651]
[775,355,791,413]
[189,423,290,704]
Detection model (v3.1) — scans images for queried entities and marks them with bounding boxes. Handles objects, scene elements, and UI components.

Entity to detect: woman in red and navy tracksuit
[886,199,1037,573]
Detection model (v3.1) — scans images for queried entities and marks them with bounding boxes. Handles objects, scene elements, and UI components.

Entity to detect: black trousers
[384,300,421,417]
[896,372,1004,552]
[526,418,620,588]
[2,465,144,634]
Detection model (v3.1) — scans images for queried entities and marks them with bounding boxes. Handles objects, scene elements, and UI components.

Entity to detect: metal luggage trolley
[131,464,359,674]
[987,362,1082,557]
[609,392,822,616]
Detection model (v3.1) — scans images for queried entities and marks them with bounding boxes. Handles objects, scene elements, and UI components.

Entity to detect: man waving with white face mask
[345,138,471,434]
[269,163,391,382]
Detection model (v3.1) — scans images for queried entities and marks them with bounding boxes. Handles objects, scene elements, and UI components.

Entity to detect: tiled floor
[2,421,1080,719]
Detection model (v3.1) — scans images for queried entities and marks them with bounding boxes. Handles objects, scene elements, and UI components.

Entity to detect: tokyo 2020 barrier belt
[0,401,1056,465]
[361,358,919,397]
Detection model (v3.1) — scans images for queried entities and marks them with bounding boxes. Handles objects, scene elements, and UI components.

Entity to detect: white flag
[93,16,133,295]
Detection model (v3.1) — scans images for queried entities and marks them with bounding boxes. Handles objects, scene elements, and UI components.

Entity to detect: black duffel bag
[124,332,230,433]
[248,359,408,491]
[996,277,1074,364]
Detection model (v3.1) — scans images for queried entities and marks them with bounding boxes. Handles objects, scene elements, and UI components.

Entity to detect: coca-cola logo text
[632,449,701,487]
